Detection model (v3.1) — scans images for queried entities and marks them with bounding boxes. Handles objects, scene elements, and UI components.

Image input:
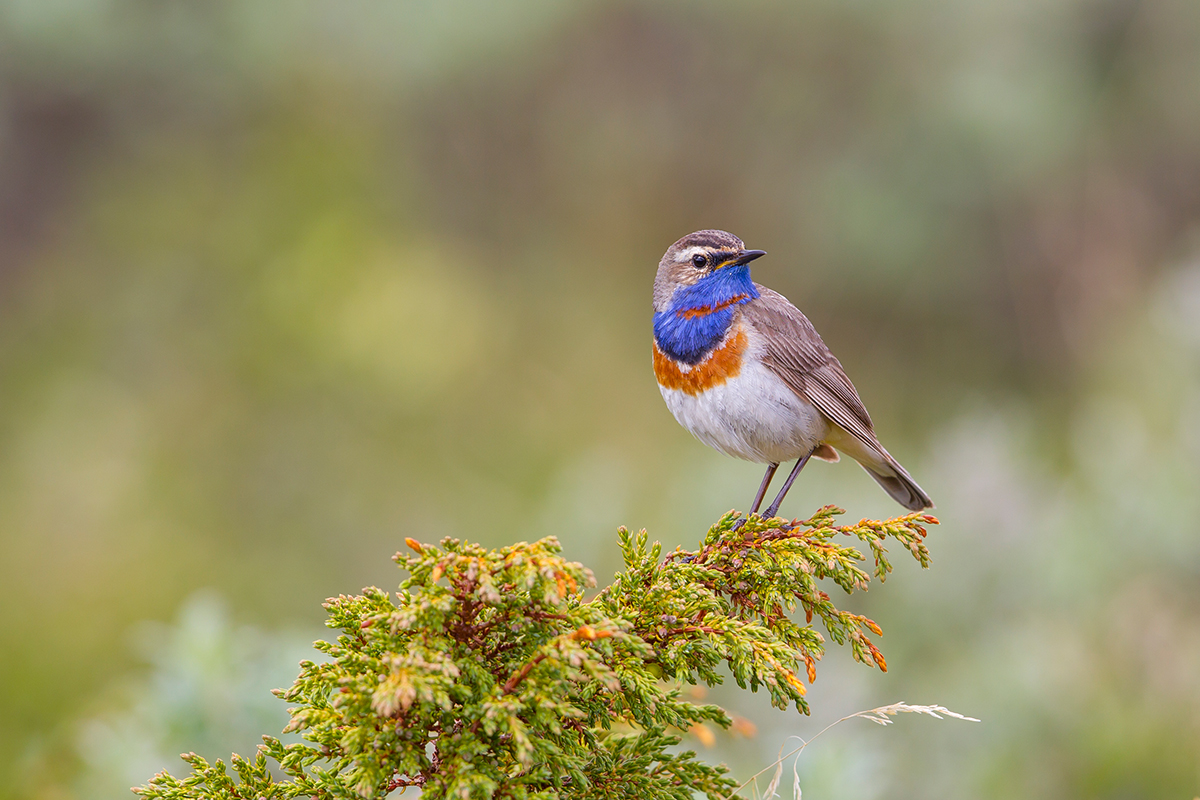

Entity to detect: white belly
[659,359,829,463]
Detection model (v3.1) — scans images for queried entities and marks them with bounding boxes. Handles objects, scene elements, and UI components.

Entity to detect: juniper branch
[136,507,936,800]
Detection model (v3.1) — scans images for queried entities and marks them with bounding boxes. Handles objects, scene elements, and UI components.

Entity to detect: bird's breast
[653,323,749,396]
[655,332,829,464]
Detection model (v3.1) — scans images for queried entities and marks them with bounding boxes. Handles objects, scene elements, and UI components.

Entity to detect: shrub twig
[136,508,937,799]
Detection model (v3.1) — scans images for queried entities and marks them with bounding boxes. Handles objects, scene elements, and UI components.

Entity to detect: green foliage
[137,508,934,799]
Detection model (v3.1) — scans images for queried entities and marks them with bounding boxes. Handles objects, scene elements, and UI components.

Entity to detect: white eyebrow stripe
[676,246,710,262]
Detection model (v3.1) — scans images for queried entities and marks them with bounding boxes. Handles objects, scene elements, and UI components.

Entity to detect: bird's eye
[691,254,708,269]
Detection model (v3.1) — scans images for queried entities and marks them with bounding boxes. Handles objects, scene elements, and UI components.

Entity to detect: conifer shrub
[136,506,935,799]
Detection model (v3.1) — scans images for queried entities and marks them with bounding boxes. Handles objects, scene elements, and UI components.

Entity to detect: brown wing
[744,287,934,510]
[743,286,883,453]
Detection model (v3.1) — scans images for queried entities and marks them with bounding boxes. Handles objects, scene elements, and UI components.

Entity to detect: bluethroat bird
[652,230,933,519]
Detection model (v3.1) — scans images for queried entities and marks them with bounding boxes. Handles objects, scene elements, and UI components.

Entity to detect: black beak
[733,249,767,266]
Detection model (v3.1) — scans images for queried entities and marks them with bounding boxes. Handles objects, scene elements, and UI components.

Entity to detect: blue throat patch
[653,265,759,365]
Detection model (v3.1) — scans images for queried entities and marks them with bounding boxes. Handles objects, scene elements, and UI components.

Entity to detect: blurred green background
[2,1,1199,798]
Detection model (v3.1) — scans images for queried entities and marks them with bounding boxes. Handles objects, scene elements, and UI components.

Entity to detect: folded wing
[744,287,933,510]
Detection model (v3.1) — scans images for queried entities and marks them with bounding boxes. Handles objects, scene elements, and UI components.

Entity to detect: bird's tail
[862,453,934,511]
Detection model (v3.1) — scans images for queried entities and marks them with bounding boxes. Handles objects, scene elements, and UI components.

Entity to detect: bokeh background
[3,1,1199,798]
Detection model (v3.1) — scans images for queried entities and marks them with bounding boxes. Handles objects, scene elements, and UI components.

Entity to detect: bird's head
[653,230,766,311]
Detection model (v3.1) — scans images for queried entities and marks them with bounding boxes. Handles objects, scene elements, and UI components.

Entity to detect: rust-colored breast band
[653,328,748,396]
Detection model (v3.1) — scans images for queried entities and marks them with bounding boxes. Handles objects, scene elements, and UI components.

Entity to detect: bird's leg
[734,462,778,530]
[761,448,817,521]
[749,462,778,515]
